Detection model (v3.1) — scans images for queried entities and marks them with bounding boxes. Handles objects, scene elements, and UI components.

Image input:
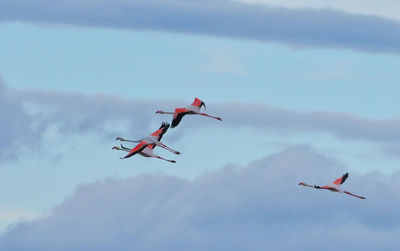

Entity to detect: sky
[0,0,399,249]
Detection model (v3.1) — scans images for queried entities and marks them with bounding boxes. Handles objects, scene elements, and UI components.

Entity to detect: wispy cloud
[213,103,400,144]
[1,82,400,161]
[1,146,399,250]
[1,0,400,54]
[235,0,400,21]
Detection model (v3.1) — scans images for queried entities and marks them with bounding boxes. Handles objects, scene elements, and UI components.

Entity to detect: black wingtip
[341,173,349,184]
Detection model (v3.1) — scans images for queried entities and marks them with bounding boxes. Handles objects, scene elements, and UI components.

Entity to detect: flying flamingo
[112,144,176,163]
[112,122,180,161]
[156,97,222,128]
[298,173,365,199]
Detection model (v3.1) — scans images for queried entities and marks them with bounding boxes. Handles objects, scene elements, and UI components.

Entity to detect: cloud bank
[1,82,400,161]
[1,146,399,250]
[1,0,400,54]
[213,103,400,144]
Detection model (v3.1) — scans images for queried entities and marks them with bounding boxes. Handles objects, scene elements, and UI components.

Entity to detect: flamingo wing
[171,108,191,128]
[151,122,170,142]
[121,141,148,159]
[333,173,348,185]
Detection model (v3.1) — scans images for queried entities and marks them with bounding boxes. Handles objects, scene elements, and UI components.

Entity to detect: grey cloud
[213,103,400,144]
[0,79,43,161]
[2,82,400,161]
[0,83,178,162]
[1,0,400,54]
[382,143,400,159]
[1,146,399,250]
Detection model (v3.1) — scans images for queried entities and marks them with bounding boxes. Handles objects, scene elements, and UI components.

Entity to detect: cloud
[235,0,400,22]
[1,0,400,54]
[1,146,399,250]
[213,102,400,144]
[382,144,400,159]
[0,79,43,161]
[0,81,177,161]
[2,81,400,162]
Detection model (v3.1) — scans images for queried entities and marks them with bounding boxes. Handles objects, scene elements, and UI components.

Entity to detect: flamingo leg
[199,113,222,121]
[344,191,366,199]
[145,151,176,163]
[154,142,181,155]
[155,156,176,163]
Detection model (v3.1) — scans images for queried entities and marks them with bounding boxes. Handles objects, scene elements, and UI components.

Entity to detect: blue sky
[0,0,400,249]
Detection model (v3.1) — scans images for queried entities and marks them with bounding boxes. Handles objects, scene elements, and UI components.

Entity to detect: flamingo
[156,97,222,128]
[112,144,176,163]
[298,173,365,199]
[113,122,180,160]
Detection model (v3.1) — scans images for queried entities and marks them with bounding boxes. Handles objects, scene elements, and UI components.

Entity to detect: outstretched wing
[151,122,170,141]
[171,108,191,128]
[121,141,148,159]
[333,173,348,185]
[148,122,170,149]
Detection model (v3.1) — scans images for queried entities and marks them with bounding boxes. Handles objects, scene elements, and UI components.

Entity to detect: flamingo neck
[157,110,174,114]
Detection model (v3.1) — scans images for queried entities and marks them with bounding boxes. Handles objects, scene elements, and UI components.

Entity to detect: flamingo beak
[155,110,161,114]
[112,146,118,150]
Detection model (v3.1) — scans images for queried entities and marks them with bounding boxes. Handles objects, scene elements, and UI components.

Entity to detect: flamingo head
[155,110,163,114]
[298,182,306,186]
[116,137,124,141]
[112,146,120,150]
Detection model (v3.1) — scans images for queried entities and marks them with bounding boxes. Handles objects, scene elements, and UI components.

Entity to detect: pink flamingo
[112,144,176,163]
[156,98,222,128]
[298,173,365,199]
[112,122,179,162]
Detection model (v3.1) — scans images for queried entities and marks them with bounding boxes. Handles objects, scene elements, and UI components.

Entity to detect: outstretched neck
[299,182,314,188]
[156,110,174,114]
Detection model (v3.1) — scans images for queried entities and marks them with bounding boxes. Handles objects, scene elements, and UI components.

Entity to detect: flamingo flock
[113,98,221,163]
[112,97,366,200]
